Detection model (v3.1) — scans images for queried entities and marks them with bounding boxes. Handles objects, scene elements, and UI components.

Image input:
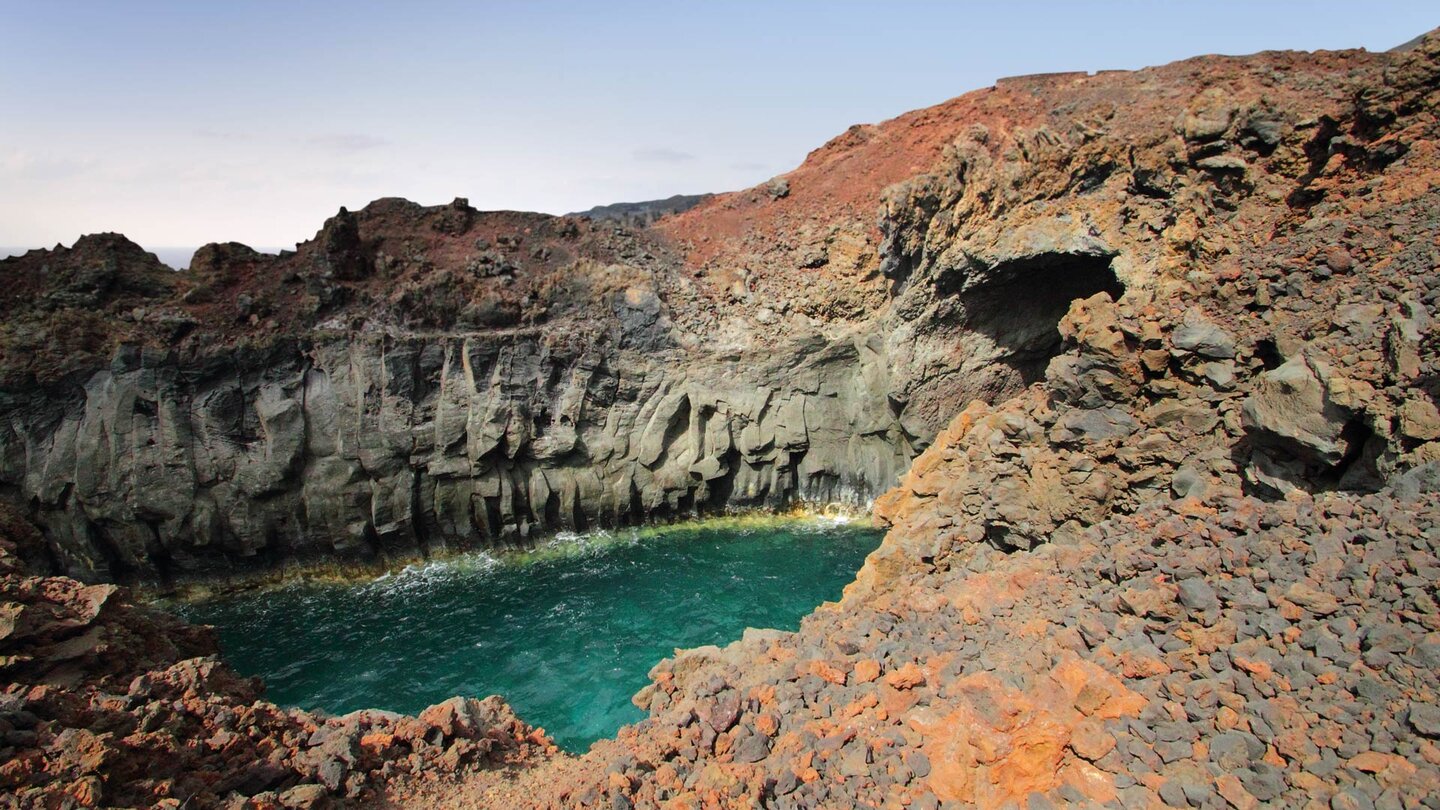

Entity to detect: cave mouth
[171,516,882,752]
[961,252,1125,383]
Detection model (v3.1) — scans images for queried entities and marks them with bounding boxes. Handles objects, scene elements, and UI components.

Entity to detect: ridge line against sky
[2,0,1436,257]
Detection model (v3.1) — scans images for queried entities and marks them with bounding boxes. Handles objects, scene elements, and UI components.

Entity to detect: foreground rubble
[0,515,556,809]
[514,479,1440,809]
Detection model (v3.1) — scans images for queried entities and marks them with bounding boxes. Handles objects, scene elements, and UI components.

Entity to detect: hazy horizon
[3,1,1436,255]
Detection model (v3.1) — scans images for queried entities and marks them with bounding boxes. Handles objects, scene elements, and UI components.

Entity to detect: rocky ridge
[569,195,715,229]
[0,26,1438,810]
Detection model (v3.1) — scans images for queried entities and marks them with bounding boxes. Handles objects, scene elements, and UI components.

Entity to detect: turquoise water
[174,516,882,752]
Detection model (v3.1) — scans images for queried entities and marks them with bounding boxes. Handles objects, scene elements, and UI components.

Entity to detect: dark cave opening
[960,252,1126,383]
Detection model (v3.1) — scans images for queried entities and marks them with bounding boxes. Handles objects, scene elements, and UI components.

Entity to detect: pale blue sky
[2,1,1434,253]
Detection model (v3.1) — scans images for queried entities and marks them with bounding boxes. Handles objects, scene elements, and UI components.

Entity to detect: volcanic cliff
[3,28,1440,810]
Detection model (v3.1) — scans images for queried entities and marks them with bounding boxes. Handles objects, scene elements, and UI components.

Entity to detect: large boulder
[1240,354,1375,494]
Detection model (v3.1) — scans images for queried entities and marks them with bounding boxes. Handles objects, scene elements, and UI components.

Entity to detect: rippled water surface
[174,516,882,751]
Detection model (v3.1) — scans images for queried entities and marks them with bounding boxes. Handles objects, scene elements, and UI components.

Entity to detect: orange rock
[885,662,926,690]
[841,692,880,719]
[360,732,396,751]
[655,763,681,789]
[980,715,1069,803]
[881,686,921,716]
[755,714,779,737]
[1073,682,1112,717]
[1215,773,1258,810]
[66,777,102,808]
[853,659,881,684]
[1118,650,1171,679]
[1215,706,1241,730]
[1050,655,1148,719]
[812,660,848,686]
[1069,719,1115,761]
[1310,724,1344,749]
[1348,751,1418,784]
[1232,656,1272,680]
[1017,616,1051,639]
[1060,759,1118,805]
[1290,771,1327,792]
[908,657,1147,807]
[748,683,776,706]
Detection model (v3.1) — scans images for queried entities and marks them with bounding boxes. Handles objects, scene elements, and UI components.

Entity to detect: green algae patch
[170,514,883,752]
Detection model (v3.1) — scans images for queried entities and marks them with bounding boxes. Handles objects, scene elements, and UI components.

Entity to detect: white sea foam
[363,551,501,596]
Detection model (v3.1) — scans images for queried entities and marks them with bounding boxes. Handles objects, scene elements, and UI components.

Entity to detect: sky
[1,1,1436,258]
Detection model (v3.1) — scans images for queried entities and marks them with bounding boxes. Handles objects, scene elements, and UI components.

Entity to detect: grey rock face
[0,204,1134,585]
[0,332,919,583]
[1171,309,1237,359]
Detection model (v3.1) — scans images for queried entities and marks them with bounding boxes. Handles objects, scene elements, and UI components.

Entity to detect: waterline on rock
[153,504,877,602]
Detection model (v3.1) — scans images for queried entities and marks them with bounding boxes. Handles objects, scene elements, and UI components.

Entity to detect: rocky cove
[2,27,1440,810]
[170,516,884,754]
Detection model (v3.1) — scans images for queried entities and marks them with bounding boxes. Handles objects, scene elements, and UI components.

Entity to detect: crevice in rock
[140,517,175,590]
[410,469,432,559]
[1253,338,1283,370]
[85,518,136,585]
[1331,417,1383,492]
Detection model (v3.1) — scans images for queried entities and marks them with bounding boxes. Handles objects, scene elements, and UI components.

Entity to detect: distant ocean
[2,245,284,271]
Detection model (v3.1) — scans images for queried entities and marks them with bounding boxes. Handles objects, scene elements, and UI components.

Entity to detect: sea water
[173,516,883,752]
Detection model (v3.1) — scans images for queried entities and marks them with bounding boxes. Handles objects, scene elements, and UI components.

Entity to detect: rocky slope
[1,26,1439,810]
[388,29,1440,810]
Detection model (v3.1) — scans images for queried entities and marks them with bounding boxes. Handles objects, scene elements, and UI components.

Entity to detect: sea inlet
[174,515,884,751]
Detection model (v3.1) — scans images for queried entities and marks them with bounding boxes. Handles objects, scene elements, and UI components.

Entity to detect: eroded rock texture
[4,330,924,583]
